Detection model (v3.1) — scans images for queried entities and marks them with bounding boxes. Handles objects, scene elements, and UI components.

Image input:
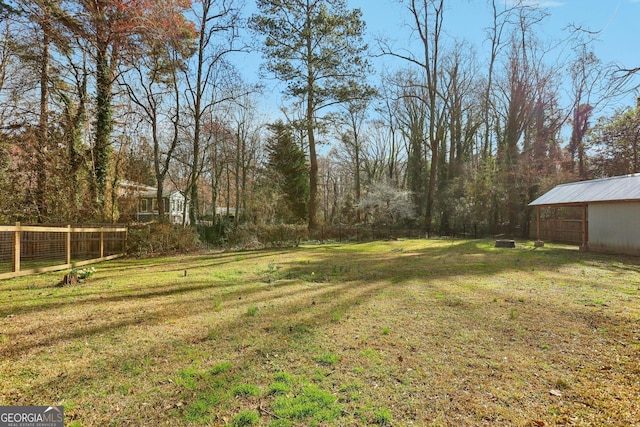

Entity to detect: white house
[529,173,640,256]
[119,181,188,225]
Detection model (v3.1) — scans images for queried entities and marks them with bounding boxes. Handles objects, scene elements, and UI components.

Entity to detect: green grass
[1,239,639,426]
[314,352,340,366]
[232,383,261,397]
[230,410,260,426]
[373,407,392,426]
[210,361,232,375]
[271,383,341,424]
[267,381,290,396]
[246,305,258,316]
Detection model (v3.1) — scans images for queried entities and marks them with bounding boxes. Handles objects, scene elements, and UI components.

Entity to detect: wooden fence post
[100,229,104,258]
[66,225,71,266]
[13,222,20,273]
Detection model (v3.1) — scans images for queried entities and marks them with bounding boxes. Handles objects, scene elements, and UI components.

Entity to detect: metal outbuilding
[529,173,640,255]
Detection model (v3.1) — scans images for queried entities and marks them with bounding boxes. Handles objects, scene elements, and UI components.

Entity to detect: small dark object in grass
[57,267,96,287]
[495,239,515,248]
[58,273,78,287]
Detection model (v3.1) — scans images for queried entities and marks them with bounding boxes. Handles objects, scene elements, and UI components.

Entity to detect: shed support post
[533,206,544,247]
[581,204,589,252]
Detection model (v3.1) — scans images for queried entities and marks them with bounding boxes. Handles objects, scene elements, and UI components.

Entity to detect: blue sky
[351,0,638,73]
[239,0,640,114]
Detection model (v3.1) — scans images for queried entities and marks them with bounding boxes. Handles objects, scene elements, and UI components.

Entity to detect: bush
[127,223,201,256]
[227,224,308,250]
[197,222,233,246]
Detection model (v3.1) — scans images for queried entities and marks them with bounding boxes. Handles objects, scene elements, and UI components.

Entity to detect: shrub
[127,223,201,256]
[71,267,96,280]
[227,224,308,249]
[197,222,233,246]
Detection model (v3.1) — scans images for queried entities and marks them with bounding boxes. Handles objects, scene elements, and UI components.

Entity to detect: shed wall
[589,202,640,256]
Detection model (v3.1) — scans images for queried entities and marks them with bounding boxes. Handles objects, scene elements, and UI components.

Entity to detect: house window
[140,199,148,212]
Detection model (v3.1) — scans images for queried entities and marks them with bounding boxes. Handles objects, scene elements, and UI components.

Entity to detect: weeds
[232,384,261,397]
[211,361,232,375]
[247,305,258,317]
[314,352,339,366]
[230,411,260,427]
[271,384,341,424]
[374,408,392,426]
[70,267,96,280]
[268,381,290,396]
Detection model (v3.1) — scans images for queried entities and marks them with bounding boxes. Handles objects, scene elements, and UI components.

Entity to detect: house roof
[120,180,183,199]
[139,189,183,198]
[529,173,640,207]
[120,180,156,193]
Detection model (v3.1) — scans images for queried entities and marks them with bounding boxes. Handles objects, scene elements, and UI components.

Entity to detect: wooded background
[0,0,638,238]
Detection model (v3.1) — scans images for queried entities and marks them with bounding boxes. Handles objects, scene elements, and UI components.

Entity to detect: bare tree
[183,0,244,225]
[373,76,405,186]
[567,41,620,179]
[120,23,193,222]
[380,0,446,233]
[332,95,375,223]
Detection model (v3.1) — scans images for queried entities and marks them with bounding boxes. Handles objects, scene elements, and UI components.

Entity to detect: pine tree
[265,121,309,223]
[251,0,370,229]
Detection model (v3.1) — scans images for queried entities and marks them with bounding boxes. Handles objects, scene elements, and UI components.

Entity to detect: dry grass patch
[1,240,639,426]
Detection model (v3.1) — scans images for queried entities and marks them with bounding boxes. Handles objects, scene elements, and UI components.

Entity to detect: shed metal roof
[529,173,640,207]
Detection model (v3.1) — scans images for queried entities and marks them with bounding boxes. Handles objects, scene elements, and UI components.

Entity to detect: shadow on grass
[1,238,635,334]
[2,239,639,424]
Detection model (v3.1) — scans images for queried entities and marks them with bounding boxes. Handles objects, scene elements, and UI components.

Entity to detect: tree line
[0,0,637,237]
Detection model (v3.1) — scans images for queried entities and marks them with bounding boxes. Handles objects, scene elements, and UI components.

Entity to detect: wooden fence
[0,223,127,280]
[529,219,584,244]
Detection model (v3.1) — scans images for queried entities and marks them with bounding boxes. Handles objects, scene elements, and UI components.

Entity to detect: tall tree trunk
[36,24,50,223]
[422,0,444,235]
[94,38,114,220]
[307,119,318,229]
[64,58,88,224]
[306,20,318,230]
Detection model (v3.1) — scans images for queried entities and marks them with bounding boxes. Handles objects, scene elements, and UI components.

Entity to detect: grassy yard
[0,239,639,426]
